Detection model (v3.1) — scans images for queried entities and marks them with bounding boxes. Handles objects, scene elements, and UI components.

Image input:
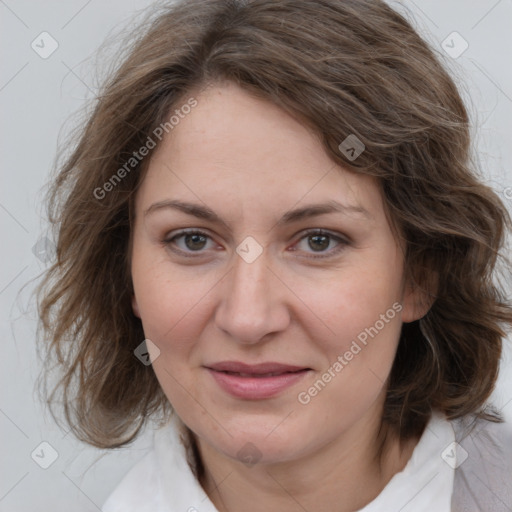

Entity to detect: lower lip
[207,368,310,400]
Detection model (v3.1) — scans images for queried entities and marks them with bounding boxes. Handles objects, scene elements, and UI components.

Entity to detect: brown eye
[293,229,349,258]
[163,229,215,255]
[308,234,330,252]
[183,233,208,251]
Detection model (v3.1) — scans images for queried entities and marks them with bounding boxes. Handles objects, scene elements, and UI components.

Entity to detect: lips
[205,361,311,399]
[206,361,309,376]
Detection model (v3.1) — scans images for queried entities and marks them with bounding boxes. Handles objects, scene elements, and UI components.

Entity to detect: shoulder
[101,449,165,512]
[450,413,512,512]
[101,416,211,512]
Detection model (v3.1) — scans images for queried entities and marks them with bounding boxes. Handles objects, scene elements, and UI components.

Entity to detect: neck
[190,402,420,512]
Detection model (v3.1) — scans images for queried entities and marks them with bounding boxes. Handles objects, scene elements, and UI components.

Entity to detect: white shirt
[102,411,459,512]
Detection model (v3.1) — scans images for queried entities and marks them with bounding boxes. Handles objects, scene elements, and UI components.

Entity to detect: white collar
[102,411,455,512]
[358,410,455,511]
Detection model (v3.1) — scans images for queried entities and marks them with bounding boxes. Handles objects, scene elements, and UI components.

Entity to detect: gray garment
[452,415,512,511]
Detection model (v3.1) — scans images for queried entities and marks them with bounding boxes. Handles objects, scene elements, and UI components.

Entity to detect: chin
[228,438,299,466]
[196,421,308,467]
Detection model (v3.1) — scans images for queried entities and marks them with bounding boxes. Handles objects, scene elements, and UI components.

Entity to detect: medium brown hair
[36,0,512,450]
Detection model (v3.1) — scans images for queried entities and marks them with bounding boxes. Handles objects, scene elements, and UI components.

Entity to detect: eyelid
[295,228,350,244]
[163,227,211,241]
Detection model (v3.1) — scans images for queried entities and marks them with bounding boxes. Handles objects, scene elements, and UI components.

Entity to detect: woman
[36,0,512,510]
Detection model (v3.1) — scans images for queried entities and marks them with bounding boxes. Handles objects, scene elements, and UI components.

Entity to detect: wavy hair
[36,0,512,450]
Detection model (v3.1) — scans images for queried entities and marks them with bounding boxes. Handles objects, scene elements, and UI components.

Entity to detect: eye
[163,229,217,255]
[163,228,349,259]
[291,229,349,258]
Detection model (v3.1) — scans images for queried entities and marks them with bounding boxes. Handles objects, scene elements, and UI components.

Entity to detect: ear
[400,269,438,323]
[132,294,141,318]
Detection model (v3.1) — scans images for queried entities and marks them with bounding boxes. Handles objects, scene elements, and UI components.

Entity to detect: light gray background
[1,1,511,510]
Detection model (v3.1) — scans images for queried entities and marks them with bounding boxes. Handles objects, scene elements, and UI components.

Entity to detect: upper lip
[206,361,310,374]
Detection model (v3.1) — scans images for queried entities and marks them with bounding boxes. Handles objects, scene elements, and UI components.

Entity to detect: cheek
[295,274,403,419]
[292,255,404,353]
[290,260,405,413]
[131,262,211,408]
[131,249,209,353]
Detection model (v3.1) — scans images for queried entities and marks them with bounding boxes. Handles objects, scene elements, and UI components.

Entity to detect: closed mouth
[217,369,309,378]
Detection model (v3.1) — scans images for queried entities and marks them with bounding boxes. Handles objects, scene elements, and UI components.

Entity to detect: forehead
[137,82,383,221]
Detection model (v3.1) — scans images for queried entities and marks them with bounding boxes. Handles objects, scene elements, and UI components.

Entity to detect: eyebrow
[143,199,372,224]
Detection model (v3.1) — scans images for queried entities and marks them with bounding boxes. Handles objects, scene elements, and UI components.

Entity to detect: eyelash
[162,228,350,259]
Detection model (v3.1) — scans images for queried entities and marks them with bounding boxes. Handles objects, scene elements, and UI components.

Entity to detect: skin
[130,81,432,511]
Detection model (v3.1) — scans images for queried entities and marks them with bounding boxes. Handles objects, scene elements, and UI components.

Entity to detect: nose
[214,246,290,345]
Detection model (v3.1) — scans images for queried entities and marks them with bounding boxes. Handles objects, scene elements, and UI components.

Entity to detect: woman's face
[131,82,426,465]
